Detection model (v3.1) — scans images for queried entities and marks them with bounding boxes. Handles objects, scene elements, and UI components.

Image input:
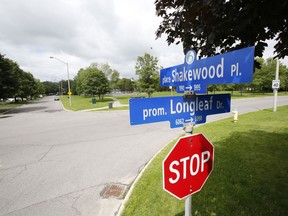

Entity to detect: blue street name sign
[160,47,255,94]
[129,94,230,128]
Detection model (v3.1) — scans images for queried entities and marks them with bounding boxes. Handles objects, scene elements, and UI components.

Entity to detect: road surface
[0,95,287,216]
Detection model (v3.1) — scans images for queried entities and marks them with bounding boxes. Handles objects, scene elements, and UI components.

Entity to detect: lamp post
[50,56,72,106]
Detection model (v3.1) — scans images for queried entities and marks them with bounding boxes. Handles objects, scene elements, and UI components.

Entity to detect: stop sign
[163,133,214,199]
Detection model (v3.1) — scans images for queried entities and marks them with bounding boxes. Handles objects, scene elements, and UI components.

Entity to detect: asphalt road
[0,95,287,216]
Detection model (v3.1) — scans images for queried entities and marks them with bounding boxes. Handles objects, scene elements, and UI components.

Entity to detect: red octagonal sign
[163,133,214,200]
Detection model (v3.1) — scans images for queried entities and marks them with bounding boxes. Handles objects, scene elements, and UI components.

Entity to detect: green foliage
[253,58,288,92]
[100,63,113,78]
[92,62,121,89]
[0,53,43,100]
[18,72,38,99]
[135,53,159,97]
[110,70,120,89]
[155,0,288,59]
[0,54,20,98]
[116,78,134,92]
[75,64,110,99]
[42,81,59,95]
[35,79,45,95]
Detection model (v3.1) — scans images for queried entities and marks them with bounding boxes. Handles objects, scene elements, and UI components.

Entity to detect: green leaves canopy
[135,53,159,97]
[75,65,110,99]
[0,53,43,99]
[253,58,288,92]
[155,0,288,59]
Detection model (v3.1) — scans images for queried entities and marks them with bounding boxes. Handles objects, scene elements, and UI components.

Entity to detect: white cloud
[0,0,286,82]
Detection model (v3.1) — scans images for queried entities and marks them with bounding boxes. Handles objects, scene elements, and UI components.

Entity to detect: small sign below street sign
[163,133,214,199]
[129,94,230,128]
[160,47,255,94]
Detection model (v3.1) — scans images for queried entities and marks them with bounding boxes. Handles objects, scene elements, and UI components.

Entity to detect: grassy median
[60,92,287,111]
[0,102,26,113]
[120,106,288,216]
[60,95,114,111]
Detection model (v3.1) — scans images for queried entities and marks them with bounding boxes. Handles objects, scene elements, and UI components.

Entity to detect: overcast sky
[0,0,287,82]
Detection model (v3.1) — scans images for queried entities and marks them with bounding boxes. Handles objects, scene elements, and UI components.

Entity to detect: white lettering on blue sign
[143,107,166,120]
[170,96,213,115]
[129,94,231,128]
[160,47,255,94]
[170,58,224,83]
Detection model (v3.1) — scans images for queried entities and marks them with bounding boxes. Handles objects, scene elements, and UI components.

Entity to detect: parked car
[6,98,15,103]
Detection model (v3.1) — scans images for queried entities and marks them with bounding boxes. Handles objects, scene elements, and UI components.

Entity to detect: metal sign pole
[185,196,192,216]
[183,122,194,216]
[273,59,279,112]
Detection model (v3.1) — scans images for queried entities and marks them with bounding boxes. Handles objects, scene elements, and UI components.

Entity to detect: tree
[0,53,20,99]
[110,70,120,90]
[100,63,113,80]
[207,84,222,94]
[75,65,110,100]
[253,57,288,93]
[135,53,159,97]
[155,0,288,59]
[42,81,59,95]
[35,79,45,96]
[253,58,274,93]
[117,78,134,92]
[75,69,85,95]
[281,65,288,93]
[17,71,38,100]
[1,53,45,100]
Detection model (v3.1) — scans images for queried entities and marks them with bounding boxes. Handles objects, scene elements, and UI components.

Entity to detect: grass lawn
[120,106,288,216]
[211,90,287,99]
[0,102,26,113]
[113,91,287,105]
[60,95,114,111]
[113,94,145,105]
[61,91,287,111]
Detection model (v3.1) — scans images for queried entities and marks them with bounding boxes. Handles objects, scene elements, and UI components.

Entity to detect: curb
[116,136,181,216]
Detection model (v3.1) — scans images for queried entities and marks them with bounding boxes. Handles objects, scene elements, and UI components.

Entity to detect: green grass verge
[211,90,287,99]
[60,95,114,111]
[121,106,288,216]
[114,91,287,105]
[61,91,287,111]
[0,102,26,113]
[113,94,145,105]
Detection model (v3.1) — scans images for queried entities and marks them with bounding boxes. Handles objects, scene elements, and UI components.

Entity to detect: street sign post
[129,94,230,128]
[273,59,280,112]
[160,47,255,94]
[163,133,214,199]
[128,47,255,215]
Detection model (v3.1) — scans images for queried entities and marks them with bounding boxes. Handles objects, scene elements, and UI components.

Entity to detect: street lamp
[50,56,72,106]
